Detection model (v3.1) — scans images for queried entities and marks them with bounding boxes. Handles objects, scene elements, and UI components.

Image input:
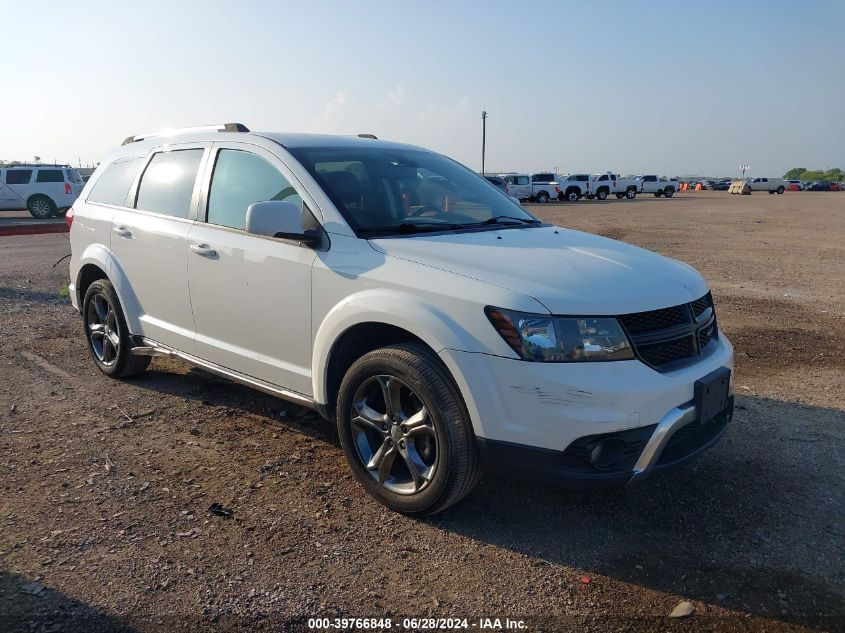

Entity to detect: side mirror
[245,200,319,246]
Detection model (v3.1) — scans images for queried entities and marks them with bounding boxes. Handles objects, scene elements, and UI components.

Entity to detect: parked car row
[492,172,679,203]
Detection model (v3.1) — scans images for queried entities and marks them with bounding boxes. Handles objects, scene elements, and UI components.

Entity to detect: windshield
[287,146,537,235]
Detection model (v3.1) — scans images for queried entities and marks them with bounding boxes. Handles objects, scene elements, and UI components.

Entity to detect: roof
[255,132,426,152]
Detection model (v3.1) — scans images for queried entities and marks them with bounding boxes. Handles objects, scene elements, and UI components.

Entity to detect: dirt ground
[1,191,843,632]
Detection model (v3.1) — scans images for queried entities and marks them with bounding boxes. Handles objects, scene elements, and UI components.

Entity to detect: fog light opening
[590,437,627,471]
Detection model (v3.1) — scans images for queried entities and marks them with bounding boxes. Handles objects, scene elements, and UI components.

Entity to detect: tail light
[555,186,560,193]
[65,207,74,231]
[65,183,72,195]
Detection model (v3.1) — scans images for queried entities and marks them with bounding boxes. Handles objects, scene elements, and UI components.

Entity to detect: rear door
[109,144,208,353]
[4,168,33,209]
[186,142,316,395]
[34,168,67,208]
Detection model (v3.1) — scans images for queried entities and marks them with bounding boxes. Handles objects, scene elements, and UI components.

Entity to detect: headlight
[485,307,634,362]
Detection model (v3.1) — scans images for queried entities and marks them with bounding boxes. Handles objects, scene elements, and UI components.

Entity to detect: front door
[186,143,315,396]
[109,145,206,353]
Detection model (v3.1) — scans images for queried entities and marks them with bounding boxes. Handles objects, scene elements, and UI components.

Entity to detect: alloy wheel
[30,198,52,218]
[86,293,120,366]
[350,374,438,495]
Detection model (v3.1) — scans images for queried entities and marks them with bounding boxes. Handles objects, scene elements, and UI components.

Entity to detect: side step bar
[130,339,315,410]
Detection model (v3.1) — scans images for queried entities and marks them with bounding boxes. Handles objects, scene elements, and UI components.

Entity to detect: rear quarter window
[88,157,145,207]
[35,169,65,183]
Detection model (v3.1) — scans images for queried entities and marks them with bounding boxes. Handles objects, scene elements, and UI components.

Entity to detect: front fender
[311,289,483,405]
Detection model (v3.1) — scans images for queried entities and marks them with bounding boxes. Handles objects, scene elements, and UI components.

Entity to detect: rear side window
[206,149,301,230]
[6,170,32,184]
[135,149,204,218]
[88,157,144,207]
[65,169,83,184]
[36,169,64,183]
[515,176,529,185]
[577,175,589,182]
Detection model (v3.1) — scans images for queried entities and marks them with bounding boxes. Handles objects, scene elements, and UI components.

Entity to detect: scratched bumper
[438,335,733,453]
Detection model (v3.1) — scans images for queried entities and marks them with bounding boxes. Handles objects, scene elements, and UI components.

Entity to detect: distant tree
[823,168,843,182]
[783,167,806,179]
[799,170,825,181]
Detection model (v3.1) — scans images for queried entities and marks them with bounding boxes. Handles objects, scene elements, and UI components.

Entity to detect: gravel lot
[1,192,843,632]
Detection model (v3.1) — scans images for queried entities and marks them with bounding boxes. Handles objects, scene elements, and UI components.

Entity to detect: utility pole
[481,110,487,175]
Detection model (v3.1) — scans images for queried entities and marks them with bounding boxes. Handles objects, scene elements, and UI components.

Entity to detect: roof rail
[122,123,250,146]
[357,133,378,139]
[2,163,71,168]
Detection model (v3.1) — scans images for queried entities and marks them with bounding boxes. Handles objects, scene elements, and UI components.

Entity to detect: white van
[0,164,85,217]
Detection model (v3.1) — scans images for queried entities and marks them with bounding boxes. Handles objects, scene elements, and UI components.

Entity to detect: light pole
[740,163,750,179]
[481,110,487,175]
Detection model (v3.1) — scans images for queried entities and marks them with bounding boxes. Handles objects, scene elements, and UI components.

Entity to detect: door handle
[190,243,218,258]
[112,226,132,238]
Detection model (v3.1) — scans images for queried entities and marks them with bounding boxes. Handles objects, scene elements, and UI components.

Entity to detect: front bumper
[477,396,733,489]
[438,334,734,487]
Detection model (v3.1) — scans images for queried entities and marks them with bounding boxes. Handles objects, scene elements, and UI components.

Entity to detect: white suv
[0,164,84,217]
[68,123,734,515]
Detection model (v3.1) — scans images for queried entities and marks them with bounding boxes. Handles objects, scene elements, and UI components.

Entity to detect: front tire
[565,189,580,202]
[82,279,150,378]
[27,195,56,219]
[336,343,481,516]
[615,193,624,199]
[654,191,662,197]
[626,189,637,199]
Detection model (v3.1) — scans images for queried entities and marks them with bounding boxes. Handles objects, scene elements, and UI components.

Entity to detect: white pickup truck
[636,175,679,198]
[748,177,786,194]
[594,173,639,200]
[498,173,560,203]
[557,174,593,202]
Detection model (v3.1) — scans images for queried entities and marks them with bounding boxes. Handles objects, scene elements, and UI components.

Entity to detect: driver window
[207,150,302,230]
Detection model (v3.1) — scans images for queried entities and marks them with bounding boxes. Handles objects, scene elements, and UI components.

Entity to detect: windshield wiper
[357,222,461,236]
[475,215,542,226]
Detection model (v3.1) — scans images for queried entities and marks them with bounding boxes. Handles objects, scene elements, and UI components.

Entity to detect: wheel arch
[312,290,480,414]
[73,244,143,333]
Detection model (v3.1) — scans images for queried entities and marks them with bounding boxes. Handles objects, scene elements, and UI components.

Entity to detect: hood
[369,226,708,315]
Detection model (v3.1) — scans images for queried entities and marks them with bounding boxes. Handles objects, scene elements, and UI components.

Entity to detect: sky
[1,0,842,177]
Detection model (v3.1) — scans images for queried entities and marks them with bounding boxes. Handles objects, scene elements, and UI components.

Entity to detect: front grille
[638,335,696,367]
[619,304,688,334]
[698,323,715,350]
[691,292,713,318]
[620,293,718,372]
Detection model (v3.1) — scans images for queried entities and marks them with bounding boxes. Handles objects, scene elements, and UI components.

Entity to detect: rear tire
[615,193,624,199]
[336,343,481,516]
[664,188,675,198]
[82,279,150,379]
[27,195,56,219]
[776,186,784,194]
[596,189,608,201]
[536,191,549,204]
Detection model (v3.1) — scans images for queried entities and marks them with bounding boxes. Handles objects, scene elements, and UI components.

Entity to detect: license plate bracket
[695,367,731,423]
